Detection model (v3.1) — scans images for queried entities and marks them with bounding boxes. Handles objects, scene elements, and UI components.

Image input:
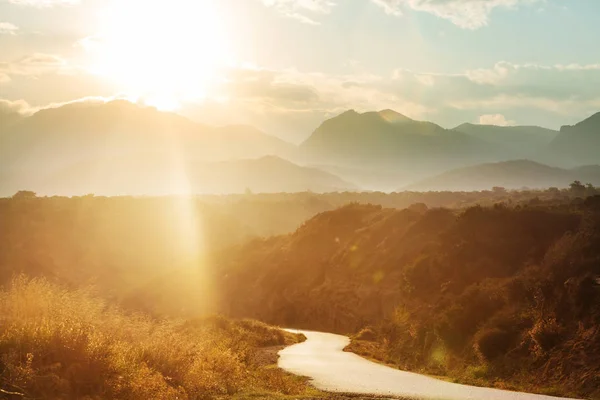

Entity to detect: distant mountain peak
[560,111,600,133]
[453,122,474,130]
[378,109,412,122]
[255,154,288,163]
[582,111,600,122]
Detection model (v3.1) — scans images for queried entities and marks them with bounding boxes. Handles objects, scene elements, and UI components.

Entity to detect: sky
[1,0,599,143]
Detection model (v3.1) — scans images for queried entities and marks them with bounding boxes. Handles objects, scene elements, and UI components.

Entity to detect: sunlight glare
[86,0,232,109]
[143,94,182,112]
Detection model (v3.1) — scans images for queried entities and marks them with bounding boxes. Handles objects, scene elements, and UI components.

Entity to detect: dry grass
[0,276,307,399]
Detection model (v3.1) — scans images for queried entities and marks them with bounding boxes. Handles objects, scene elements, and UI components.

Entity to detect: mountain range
[299,109,498,170]
[1,99,599,195]
[0,100,296,171]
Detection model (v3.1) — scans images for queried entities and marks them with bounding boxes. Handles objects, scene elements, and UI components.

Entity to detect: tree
[12,190,36,200]
[585,183,597,196]
[569,181,586,197]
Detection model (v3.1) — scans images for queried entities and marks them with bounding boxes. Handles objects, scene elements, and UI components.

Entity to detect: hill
[213,201,600,398]
[299,109,500,175]
[404,160,600,191]
[550,112,600,165]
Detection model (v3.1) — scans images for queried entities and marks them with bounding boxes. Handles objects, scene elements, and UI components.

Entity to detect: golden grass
[0,276,307,399]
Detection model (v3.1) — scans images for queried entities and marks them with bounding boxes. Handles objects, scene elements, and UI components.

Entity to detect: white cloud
[260,0,336,24]
[2,56,599,139]
[554,64,600,71]
[0,53,68,77]
[0,95,140,118]
[0,22,18,35]
[389,61,600,127]
[371,0,540,29]
[371,0,403,16]
[0,98,32,115]
[8,0,79,6]
[37,95,132,111]
[451,95,600,116]
[465,62,512,84]
[478,113,515,126]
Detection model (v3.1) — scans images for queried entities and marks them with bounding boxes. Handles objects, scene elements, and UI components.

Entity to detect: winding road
[278,330,581,400]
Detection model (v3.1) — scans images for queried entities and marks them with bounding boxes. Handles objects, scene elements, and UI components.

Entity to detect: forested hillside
[215,199,600,398]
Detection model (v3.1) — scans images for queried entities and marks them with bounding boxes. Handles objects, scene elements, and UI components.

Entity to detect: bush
[474,327,515,361]
[355,327,377,341]
[529,317,563,354]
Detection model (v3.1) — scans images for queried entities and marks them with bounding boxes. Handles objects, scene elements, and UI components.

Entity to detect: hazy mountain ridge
[214,201,600,398]
[452,123,558,157]
[2,100,600,195]
[405,160,600,191]
[0,100,297,171]
[550,112,600,165]
[300,109,496,167]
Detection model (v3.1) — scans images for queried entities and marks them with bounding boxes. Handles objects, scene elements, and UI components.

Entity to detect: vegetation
[0,276,309,399]
[215,196,600,399]
[2,189,599,398]
[0,194,318,399]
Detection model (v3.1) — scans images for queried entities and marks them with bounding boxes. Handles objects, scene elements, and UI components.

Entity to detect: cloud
[36,95,133,111]
[2,55,599,141]
[371,0,540,29]
[393,61,600,105]
[0,53,68,77]
[371,0,403,16]
[224,68,320,107]
[260,0,336,24]
[7,0,79,6]
[0,22,18,35]
[226,66,432,119]
[0,98,32,115]
[465,62,512,84]
[182,65,434,141]
[0,95,139,119]
[478,114,515,126]
[386,61,600,129]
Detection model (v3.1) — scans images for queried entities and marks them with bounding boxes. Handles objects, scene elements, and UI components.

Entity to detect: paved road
[278,330,580,400]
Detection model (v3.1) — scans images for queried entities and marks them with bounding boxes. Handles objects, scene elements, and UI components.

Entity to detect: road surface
[278,330,580,400]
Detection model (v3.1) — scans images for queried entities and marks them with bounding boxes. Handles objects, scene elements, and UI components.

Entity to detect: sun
[85,0,233,110]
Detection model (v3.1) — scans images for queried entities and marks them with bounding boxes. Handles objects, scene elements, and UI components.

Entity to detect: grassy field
[0,276,316,399]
